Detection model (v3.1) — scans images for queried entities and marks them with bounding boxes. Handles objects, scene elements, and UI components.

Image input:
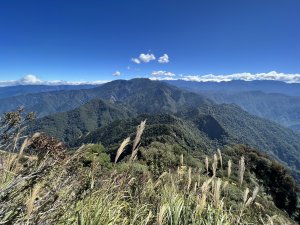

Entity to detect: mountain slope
[70,103,300,181]
[24,79,300,182]
[74,114,217,156]
[166,80,300,132]
[179,104,300,180]
[200,91,300,132]
[0,84,98,99]
[0,79,211,117]
[28,99,133,142]
[166,80,300,96]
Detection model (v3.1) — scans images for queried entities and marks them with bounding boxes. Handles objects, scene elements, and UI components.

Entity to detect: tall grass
[0,120,295,225]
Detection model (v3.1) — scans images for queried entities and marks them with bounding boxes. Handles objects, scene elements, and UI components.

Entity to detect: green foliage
[204,90,300,132]
[183,103,300,183]
[223,144,300,222]
[1,132,299,224]
[28,99,132,142]
[82,144,111,169]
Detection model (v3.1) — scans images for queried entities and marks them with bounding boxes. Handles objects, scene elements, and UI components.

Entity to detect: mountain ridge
[26,78,300,183]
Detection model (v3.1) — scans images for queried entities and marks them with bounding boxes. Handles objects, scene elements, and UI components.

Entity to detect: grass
[0,120,297,224]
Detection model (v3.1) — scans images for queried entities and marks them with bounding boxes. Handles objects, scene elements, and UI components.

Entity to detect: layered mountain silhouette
[0,84,98,99]
[166,80,300,132]
[25,79,300,182]
[0,79,210,117]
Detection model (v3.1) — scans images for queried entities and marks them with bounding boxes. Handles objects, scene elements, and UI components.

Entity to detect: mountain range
[0,84,98,99]
[166,80,300,96]
[23,79,300,183]
[2,78,300,223]
[166,80,300,132]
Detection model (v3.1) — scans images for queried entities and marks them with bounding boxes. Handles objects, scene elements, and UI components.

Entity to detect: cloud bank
[151,71,300,83]
[2,71,300,88]
[0,75,109,87]
[151,70,175,76]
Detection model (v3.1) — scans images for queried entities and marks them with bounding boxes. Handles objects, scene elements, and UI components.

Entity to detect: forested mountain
[203,91,300,132]
[181,104,300,179]
[166,80,300,96]
[73,114,216,155]
[166,80,300,132]
[0,79,210,117]
[26,79,300,184]
[0,84,97,99]
[2,78,300,224]
[28,99,133,142]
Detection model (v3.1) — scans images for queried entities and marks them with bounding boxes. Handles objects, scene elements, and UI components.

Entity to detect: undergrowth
[0,113,297,224]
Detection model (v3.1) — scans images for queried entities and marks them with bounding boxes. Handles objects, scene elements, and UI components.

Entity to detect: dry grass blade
[187,167,192,191]
[213,153,218,169]
[115,137,130,163]
[227,160,232,178]
[213,178,222,207]
[212,162,217,177]
[243,187,250,204]
[239,156,246,186]
[18,137,29,158]
[252,186,259,201]
[180,154,184,166]
[157,204,167,225]
[130,120,146,162]
[27,184,41,220]
[193,182,198,192]
[144,211,153,225]
[205,156,209,175]
[132,120,146,152]
[217,148,223,168]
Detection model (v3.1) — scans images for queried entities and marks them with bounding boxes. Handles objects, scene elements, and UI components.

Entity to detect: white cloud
[132,53,156,64]
[20,74,42,84]
[112,71,121,76]
[139,53,156,63]
[0,75,109,87]
[151,70,175,76]
[158,54,169,63]
[180,71,300,83]
[150,76,177,81]
[131,58,141,64]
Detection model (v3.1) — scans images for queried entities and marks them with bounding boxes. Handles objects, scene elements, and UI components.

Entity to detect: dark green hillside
[205,91,300,131]
[28,99,133,142]
[166,80,300,132]
[66,99,300,182]
[182,104,300,180]
[74,114,217,156]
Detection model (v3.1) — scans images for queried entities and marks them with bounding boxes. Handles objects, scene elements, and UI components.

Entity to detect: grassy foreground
[0,118,298,224]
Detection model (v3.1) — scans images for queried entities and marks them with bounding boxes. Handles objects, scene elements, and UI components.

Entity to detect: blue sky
[0,0,300,83]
